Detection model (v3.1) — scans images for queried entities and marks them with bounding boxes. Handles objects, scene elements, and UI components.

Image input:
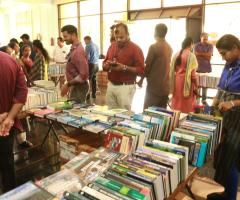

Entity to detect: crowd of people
[1,22,240,200]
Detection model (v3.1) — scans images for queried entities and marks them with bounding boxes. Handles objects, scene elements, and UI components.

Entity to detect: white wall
[0,2,58,57]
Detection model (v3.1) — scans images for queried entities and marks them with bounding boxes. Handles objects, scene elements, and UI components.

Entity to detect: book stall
[2,84,223,200]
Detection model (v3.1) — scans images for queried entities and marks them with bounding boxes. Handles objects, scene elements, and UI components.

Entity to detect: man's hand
[61,84,69,97]
[218,101,234,112]
[110,63,125,72]
[103,60,112,71]
[0,112,8,123]
[0,117,14,136]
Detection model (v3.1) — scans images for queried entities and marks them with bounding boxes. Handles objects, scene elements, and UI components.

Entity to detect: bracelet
[230,100,235,107]
[123,65,127,72]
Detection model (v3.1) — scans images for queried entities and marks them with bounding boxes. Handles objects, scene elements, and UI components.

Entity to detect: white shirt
[53,45,69,63]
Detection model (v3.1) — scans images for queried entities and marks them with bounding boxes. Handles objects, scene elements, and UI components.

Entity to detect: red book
[104,130,124,152]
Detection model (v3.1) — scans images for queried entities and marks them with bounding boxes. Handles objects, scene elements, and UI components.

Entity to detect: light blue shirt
[85,41,99,64]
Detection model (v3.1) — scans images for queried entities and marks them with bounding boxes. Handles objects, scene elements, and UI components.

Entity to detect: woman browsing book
[207,34,240,200]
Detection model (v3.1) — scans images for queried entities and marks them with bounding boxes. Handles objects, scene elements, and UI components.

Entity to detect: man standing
[194,32,213,103]
[53,37,69,63]
[84,36,99,99]
[19,33,35,61]
[103,23,144,110]
[0,51,28,192]
[61,25,89,103]
[143,23,173,109]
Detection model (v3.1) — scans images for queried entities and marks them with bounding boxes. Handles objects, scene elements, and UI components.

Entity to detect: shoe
[86,94,90,100]
[207,192,227,200]
[19,140,33,149]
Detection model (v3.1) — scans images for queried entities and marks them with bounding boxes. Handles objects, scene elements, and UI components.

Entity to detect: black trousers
[0,129,16,192]
[89,63,99,98]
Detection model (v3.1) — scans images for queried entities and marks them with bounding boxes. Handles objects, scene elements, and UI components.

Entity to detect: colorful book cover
[104,131,124,152]
[68,118,93,128]
[34,109,56,118]
[47,101,73,111]
[83,122,111,133]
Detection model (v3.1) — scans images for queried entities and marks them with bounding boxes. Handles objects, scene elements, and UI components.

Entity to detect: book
[68,118,93,128]
[47,101,73,111]
[115,111,135,119]
[95,177,146,200]
[34,109,56,118]
[83,122,111,133]
[0,181,56,200]
[38,169,84,198]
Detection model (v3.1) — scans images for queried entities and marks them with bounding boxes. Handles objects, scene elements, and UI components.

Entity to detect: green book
[95,177,146,200]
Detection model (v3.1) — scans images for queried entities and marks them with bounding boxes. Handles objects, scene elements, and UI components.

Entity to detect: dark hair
[8,41,17,49]
[201,32,208,38]
[33,40,50,63]
[61,25,78,35]
[0,46,9,53]
[110,24,116,30]
[84,36,91,41]
[175,37,194,67]
[216,34,240,51]
[155,23,168,38]
[20,34,30,40]
[10,38,19,44]
[22,44,31,52]
[57,37,64,42]
[115,23,129,34]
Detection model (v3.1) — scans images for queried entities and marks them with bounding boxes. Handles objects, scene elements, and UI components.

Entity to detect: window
[130,0,161,10]
[128,18,186,57]
[80,15,100,48]
[103,0,127,13]
[102,12,127,54]
[60,18,78,28]
[205,3,240,64]
[163,0,201,7]
[206,0,240,4]
[80,0,100,16]
[59,2,78,18]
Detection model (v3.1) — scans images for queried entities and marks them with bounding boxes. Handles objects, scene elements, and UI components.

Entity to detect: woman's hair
[0,46,9,53]
[22,44,31,52]
[216,34,240,51]
[33,39,50,63]
[175,37,194,67]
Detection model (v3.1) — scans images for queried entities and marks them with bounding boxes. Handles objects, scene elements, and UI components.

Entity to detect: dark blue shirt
[218,59,240,93]
[85,42,99,64]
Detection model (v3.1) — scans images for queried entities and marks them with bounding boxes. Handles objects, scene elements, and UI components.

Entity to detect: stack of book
[75,140,188,200]
[198,73,220,89]
[47,101,73,111]
[63,148,125,185]
[48,63,66,75]
[170,113,222,167]
[33,80,55,89]
[133,107,180,141]
[89,105,128,117]
[103,125,149,154]
[38,169,83,199]
[23,87,58,110]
